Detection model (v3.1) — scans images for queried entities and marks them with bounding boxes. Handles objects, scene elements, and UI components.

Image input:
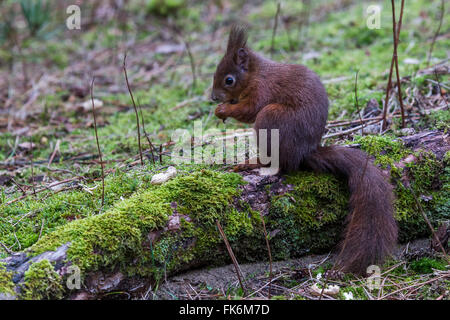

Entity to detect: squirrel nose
[211,92,220,102]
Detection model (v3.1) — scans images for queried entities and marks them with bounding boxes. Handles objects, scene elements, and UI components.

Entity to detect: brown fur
[212,26,398,275]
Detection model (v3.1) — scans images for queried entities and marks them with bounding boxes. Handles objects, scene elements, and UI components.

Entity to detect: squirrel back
[211,25,398,274]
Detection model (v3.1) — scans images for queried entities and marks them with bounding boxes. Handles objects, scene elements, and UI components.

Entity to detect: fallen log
[0,131,448,300]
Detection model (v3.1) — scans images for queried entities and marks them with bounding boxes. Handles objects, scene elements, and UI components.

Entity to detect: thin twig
[409,188,449,263]
[12,209,42,227]
[0,241,15,254]
[382,0,406,130]
[379,274,448,300]
[381,58,395,130]
[11,178,26,196]
[391,0,406,128]
[38,218,45,241]
[137,99,156,164]
[172,25,197,92]
[327,116,382,128]
[354,69,365,135]
[29,136,36,197]
[216,220,247,296]
[183,38,197,91]
[4,177,84,206]
[259,212,273,299]
[47,139,60,168]
[299,0,311,52]
[433,68,448,108]
[123,52,144,166]
[323,119,381,139]
[270,2,281,57]
[427,0,445,66]
[90,77,105,208]
[245,274,285,299]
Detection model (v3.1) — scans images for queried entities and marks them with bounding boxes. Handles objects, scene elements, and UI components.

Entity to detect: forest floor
[0,0,449,300]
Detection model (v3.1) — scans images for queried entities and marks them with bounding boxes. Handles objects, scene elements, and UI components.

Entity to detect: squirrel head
[211,25,251,104]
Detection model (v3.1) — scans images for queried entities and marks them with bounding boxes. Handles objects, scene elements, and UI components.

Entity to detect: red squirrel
[211,25,398,275]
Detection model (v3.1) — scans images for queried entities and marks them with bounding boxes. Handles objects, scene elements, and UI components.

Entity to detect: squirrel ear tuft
[236,48,249,71]
[226,24,248,54]
[226,24,249,71]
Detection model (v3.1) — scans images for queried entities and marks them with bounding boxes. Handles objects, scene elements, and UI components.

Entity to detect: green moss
[347,138,447,242]
[353,135,407,169]
[3,150,448,296]
[343,24,388,47]
[0,263,15,296]
[421,109,450,132]
[444,151,450,165]
[0,168,154,252]
[283,172,349,227]
[163,170,243,225]
[271,295,288,300]
[6,161,448,298]
[146,170,257,276]
[146,0,186,17]
[0,132,14,161]
[409,258,447,274]
[407,151,443,192]
[21,259,64,300]
[248,0,303,21]
[394,150,449,241]
[434,152,450,219]
[30,184,172,274]
[268,171,349,259]
[28,170,246,279]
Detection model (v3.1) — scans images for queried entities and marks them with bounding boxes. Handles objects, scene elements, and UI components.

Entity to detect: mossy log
[0,131,448,300]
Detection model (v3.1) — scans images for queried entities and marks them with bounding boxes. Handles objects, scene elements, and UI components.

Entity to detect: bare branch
[123,52,144,166]
[216,220,247,296]
[90,77,105,208]
[270,2,281,57]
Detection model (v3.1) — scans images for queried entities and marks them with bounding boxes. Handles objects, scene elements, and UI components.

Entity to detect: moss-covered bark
[0,263,15,299]
[0,131,448,300]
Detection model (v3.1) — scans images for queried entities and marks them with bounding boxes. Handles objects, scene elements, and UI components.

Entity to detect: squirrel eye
[224,75,235,86]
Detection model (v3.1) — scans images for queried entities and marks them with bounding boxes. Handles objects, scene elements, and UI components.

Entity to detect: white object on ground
[343,291,354,300]
[151,166,177,185]
[309,283,340,296]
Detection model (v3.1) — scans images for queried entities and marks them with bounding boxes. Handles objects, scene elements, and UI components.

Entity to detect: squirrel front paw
[214,104,229,120]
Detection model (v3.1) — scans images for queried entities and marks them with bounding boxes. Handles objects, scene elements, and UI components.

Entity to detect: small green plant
[21,259,64,299]
[409,258,447,274]
[146,0,186,17]
[0,14,15,47]
[0,263,15,296]
[425,109,450,132]
[353,134,407,169]
[20,0,51,37]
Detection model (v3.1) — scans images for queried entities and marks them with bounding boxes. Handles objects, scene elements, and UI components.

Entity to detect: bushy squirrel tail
[305,146,398,274]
